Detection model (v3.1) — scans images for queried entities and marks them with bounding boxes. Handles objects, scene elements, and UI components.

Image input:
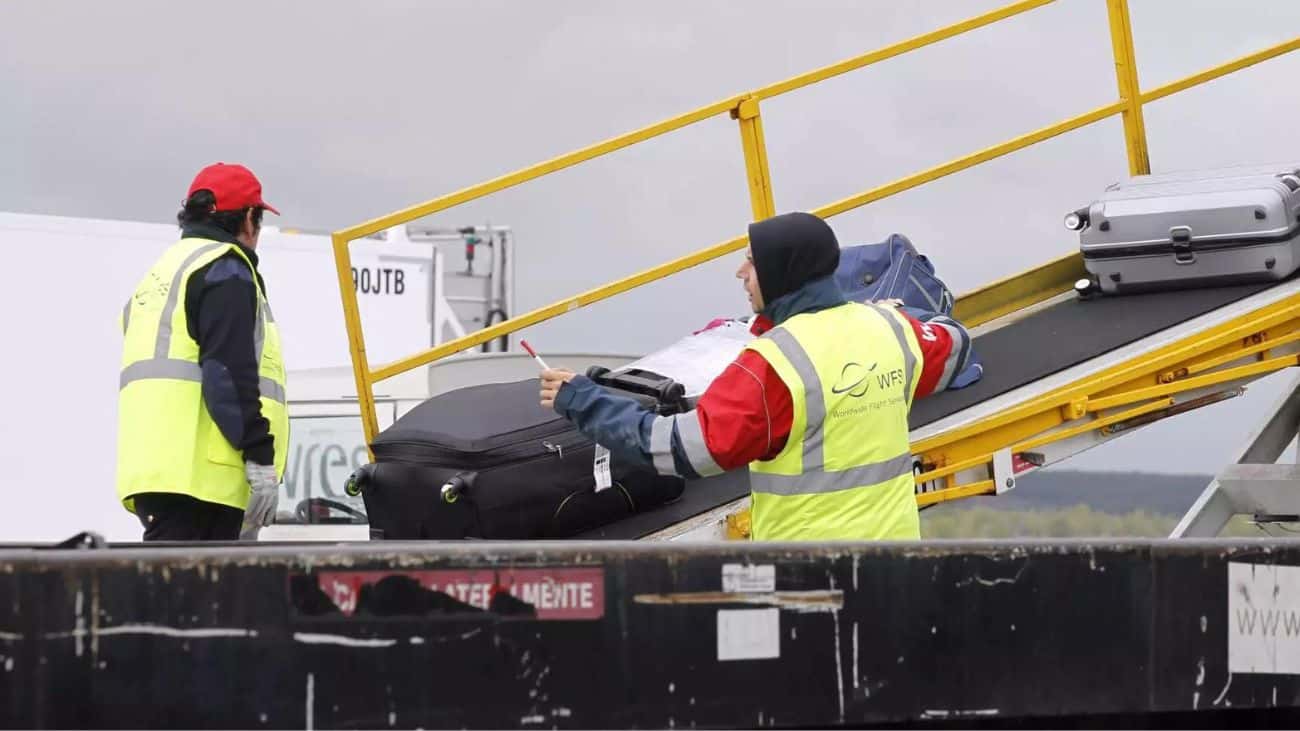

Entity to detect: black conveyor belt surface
[908,281,1276,429]
[574,470,751,539]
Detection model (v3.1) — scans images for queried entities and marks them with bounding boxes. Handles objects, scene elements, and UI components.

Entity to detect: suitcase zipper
[1082,220,1300,260]
[908,273,943,312]
[375,431,591,470]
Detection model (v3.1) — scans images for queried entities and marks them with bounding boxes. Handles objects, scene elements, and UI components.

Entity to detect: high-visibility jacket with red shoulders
[690,305,973,471]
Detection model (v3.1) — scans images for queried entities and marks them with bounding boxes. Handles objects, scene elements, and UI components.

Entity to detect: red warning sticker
[1012,453,1038,475]
[315,567,605,620]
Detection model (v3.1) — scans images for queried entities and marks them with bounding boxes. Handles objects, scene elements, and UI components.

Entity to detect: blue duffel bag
[834,233,955,315]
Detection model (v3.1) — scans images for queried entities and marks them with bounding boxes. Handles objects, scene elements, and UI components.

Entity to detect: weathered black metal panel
[1149,544,1300,716]
[2,540,1300,728]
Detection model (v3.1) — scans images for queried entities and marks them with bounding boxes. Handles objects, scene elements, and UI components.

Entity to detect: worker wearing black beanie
[747,211,842,305]
[738,211,847,326]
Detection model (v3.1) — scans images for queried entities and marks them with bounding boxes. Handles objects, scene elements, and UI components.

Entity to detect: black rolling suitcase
[349,372,690,540]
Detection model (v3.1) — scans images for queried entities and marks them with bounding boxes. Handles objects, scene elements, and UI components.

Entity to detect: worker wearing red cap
[116,163,289,541]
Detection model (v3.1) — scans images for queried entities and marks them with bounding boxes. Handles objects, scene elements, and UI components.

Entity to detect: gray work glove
[241,462,280,541]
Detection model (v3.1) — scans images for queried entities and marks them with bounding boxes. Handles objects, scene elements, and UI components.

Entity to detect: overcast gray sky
[3,1,1300,541]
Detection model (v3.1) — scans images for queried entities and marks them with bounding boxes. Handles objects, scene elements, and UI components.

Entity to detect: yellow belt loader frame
[328,0,1300,536]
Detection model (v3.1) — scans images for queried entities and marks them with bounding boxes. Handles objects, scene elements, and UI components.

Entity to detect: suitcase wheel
[1074,277,1100,301]
[344,463,376,497]
[440,471,477,504]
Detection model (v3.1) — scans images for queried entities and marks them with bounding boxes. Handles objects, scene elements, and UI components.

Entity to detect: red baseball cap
[186,162,280,215]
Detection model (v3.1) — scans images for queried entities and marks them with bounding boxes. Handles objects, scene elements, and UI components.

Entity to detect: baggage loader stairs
[325,1,1300,540]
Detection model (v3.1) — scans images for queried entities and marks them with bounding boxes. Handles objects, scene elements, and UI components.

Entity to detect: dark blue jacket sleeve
[185,256,275,466]
[899,305,983,391]
[552,376,699,477]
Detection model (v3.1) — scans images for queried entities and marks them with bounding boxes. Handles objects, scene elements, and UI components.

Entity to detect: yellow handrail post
[1106,0,1151,175]
[732,96,777,220]
[331,232,381,451]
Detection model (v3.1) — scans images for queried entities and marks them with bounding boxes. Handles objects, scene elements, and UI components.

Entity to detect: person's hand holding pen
[524,340,576,410]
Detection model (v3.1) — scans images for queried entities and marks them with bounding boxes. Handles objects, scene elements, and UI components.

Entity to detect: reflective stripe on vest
[117,241,228,394]
[763,327,826,472]
[866,304,918,401]
[748,452,913,496]
[156,243,226,358]
[117,360,286,404]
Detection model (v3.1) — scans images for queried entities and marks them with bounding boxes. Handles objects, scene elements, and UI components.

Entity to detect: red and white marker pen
[519,340,550,371]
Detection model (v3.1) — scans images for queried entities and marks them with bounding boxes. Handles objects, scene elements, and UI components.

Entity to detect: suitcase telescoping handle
[585,366,689,415]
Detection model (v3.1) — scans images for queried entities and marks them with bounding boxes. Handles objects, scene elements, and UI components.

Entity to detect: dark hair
[177,189,263,236]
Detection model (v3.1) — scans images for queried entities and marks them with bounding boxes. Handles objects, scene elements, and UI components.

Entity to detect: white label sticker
[593,445,612,492]
[722,564,776,593]
[1228,562,1300,674]
[717,608,780,661]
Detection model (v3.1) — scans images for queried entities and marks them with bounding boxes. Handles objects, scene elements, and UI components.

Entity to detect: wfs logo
[832,361,906,398]
[831,362,877,398]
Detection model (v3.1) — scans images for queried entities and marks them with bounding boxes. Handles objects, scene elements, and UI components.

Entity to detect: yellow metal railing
[332,0,1300,448]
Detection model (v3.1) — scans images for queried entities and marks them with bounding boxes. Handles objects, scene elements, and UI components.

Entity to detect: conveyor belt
[586,279,1286,539]
[908,280,1276,428]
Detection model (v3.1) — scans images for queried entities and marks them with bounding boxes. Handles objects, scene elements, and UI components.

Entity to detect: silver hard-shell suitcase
[1069,164,1300,295]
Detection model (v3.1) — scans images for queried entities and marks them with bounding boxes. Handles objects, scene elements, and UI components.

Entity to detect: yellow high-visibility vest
[745,302,923,540]
[116,237,288,513]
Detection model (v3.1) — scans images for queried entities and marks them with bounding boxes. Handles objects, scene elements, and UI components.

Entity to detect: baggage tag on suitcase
[593,445,613,492]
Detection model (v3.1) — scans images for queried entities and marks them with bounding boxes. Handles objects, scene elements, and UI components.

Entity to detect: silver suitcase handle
[1170,226,1195,265]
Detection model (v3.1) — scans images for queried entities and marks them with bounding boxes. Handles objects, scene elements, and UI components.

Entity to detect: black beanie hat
[747,211,841,305]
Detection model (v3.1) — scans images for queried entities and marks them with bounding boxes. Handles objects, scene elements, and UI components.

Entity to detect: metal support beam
[1215,464,1300,516]
[1172,373,1300,537]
